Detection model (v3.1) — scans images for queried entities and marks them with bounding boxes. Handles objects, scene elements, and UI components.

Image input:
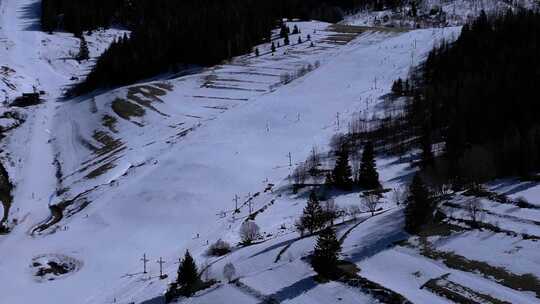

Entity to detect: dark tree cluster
[296,191,339,236]
[41,0,127,36]
[71,0,281,94]
[382,10,540,185]
[326,140,381,191]
[41,0,407,94]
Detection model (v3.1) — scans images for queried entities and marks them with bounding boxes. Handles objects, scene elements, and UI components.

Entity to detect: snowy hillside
[1,1,539,304]
[344,0,539,28]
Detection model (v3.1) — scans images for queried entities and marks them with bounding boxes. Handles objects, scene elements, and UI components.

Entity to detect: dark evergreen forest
[391,10,540,184]
[41,0,406,94]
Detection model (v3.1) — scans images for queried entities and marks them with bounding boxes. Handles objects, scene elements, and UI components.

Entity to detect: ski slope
[0,9,462,301]
[1,1,537,304]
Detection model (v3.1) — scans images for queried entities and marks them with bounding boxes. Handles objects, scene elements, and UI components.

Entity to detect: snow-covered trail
[0,0,64,230]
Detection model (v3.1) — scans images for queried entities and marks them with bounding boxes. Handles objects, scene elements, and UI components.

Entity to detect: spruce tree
[391,78,403,96]
[299,191,325,234]
[311,227,341,279]
[332,145,353,190]
[284,33,290,46]
[404,174,433,234]
[177,250,200,296]
[271,42,276,53]
[76,36,90,61]
[357,142,381,190]
[420,125,434,168]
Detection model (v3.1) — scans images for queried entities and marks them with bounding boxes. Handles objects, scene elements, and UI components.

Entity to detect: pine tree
[292,24,299,34]
[332,145,353,190]
[284,33,290,46]
[279,23,288,38]
[299,191,325,234]
[297,36,302,44]
[177,250,200,296]
[391,78,403,96]
[420,125,434,168]
[271,42,276,53]
[76,36,90,61]
[255,48,259,57]
[311,227,341,279]
[357,142,381,190]
[404,174,433,234]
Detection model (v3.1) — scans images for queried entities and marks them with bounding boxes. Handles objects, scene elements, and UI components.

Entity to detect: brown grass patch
[85,161,116,179]
[112,98,145,121]
[102,115,118,133]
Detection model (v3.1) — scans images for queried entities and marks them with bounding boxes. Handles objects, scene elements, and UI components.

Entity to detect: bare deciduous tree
[465,198,484,227]
[348,205,361,221]
[240,221,260,244]
[391,186,406,206]
[361,193,379,216]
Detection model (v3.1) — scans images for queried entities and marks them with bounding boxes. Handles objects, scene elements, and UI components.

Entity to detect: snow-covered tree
[240,221,260,244]
[223,262,236,283]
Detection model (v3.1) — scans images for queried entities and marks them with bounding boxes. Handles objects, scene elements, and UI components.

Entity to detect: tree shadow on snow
[19,1,42,31]
[344,210,408,263]
[258,276,318,304]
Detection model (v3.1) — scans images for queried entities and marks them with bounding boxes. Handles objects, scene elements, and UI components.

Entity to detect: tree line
[385,10,540,185]
[41,0,407,95]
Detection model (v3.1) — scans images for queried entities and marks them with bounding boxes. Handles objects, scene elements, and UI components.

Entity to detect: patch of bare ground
[102,115,118,133]
[85,160,117,179]
[126,85,169,116]
[91,131,123,158]
[404,232,540,298]
[111,98,145,124]
[422,274,511,304]
[337,261,412,304]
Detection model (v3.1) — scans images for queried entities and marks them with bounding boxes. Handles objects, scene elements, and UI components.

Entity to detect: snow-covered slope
[344,0,538,28]
[0,12,462,302]
[1,1,539,304]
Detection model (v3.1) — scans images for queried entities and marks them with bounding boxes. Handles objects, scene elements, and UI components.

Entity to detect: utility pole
[157,257,166,279]
[288,152,292,167]
[233,194,239,212]
[141,253,149,274]
[246,193,253,216]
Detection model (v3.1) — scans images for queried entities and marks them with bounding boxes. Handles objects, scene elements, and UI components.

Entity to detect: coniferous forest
[41,0,406,95]
[393,10,540,184]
